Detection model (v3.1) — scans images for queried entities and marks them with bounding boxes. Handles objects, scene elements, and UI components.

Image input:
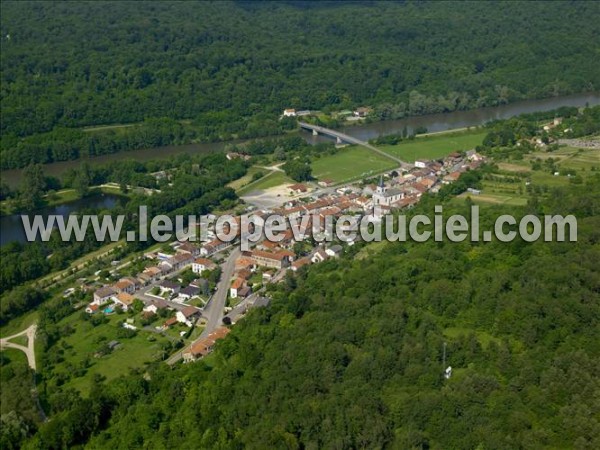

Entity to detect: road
[166,247,240,365]
[0,324,37,371]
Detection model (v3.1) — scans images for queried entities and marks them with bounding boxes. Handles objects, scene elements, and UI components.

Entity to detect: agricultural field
[379,130,487,162]
[311,146,397,183]
[457,146,599,206]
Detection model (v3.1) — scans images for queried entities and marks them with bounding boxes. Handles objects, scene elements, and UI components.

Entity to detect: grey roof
[160,280,180,289]
[253,297,271,308]
[329,245,343,253]
[180,286,200,297]
[383,188,404,197]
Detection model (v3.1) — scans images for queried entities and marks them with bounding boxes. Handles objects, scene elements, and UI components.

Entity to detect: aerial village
[87,148,485,362]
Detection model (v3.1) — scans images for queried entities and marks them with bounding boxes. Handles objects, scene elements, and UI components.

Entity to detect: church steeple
[376,175,385,194]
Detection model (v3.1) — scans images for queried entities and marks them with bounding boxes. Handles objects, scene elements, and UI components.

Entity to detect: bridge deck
[299,122,407,167]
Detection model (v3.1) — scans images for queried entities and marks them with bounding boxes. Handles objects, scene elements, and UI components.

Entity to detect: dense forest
[2,1,600,168]
[3,176,596,449]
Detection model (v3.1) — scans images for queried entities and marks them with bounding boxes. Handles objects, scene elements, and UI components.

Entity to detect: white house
[176,306,201,327]
[93,286,117,305]
[414,160,427,169]
[192,258,217,274]
[230,278,245,299]
[283,108,296,117]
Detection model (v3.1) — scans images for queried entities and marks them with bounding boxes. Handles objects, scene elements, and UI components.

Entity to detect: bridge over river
[299,122,409,167]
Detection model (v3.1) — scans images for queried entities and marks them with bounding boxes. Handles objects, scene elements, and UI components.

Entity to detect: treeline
[2,1,599,165]
[0,116,296,170]
[11,175,600,449]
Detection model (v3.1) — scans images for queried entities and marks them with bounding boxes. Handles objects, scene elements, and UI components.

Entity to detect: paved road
[0,324,37,371]
[166,247,240,365]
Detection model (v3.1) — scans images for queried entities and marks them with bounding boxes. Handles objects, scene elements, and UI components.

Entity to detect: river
[1,91,599,245]
[0,193,128,246]
[1,92,598,189]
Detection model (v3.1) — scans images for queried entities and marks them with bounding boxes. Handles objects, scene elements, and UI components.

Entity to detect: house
[93,286,117,305]
[443,172,461,184]
[143,299,169,315]
[179,285,201,300]
[113,293,136,311]
[230,278,246,299]
[326,245,343,258]
[113,279,136,295]
[251,249,293,269]
[85,304,100,314]
[289,183,308,194]
[283,108,296,117]
[291,257,311,271]
[414,160,428,169]
[137,273,153,285]
[142,266,163,282]
[311,249,329,263]
[176,306,201,327]
[159,280,181,295]
[201,238,230,256]
[353,107,370,117]
[183,327,231,362]
[177,242,201,257]
[237,286,252,299]
[318,178,335,188]
[192,257,217,274]
[163,317,179,329]
[165,252,193,271]
[234,257,256,272]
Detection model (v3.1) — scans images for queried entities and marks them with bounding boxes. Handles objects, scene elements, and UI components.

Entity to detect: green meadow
[379,130,487,162]
[311,146,397,183]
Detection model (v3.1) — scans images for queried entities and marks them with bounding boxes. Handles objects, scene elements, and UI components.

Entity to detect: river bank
[1,92,598,190]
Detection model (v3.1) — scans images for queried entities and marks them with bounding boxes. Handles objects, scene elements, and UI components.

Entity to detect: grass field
[312,146,397,183]
[379,131,487,162]
[57,312,172,395]
[227,166,265,191]
[237,171,293,194]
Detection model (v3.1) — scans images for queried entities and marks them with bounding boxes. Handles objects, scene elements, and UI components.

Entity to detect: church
[372,176,404,207]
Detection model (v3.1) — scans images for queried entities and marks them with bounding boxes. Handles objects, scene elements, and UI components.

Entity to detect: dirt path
[0,324,37,371]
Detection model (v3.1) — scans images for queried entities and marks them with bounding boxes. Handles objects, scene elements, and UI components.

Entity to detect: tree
[74,163,92,198]
[283,160,312,182]
[19,163,46,210]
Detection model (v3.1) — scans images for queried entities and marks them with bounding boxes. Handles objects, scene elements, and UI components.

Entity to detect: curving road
[0,324,37,371]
